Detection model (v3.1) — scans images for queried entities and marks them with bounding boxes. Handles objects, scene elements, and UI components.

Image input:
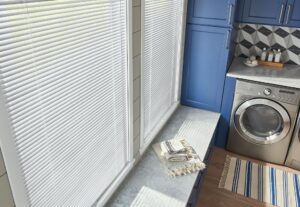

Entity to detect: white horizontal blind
[0,0,130,206]
[142,0,184,146]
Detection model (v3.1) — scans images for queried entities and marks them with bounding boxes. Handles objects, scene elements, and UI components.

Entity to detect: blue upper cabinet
[241,0,287,25]
[238,0,300,27]
[187,0,236,27]
[284,0,300,27]
[181,25,230,112]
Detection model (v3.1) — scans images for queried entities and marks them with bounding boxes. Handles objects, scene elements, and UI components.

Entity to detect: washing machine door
[234,98,291,144]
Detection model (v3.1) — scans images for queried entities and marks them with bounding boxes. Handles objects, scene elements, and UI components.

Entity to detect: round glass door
[234,99,291,144]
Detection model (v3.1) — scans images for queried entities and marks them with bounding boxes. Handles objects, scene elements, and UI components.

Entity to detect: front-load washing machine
[285,112,300,170]
[227,80,300,164]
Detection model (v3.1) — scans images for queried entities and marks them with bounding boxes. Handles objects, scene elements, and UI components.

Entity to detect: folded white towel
[165,153,188,162]
[160,139,186,155]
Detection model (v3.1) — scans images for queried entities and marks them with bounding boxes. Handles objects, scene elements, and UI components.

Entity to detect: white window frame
[140,0,188,154]
[0,1,135,206]
[96,1,135,205]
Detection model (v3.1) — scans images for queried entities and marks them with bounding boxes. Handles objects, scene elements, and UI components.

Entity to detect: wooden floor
[196,147,300,207]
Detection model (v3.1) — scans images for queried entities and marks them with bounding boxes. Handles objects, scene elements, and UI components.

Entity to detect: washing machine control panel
[257,89,300,104]
[277,90,299,104]
[259,87,299,104]
[236,80,300,105]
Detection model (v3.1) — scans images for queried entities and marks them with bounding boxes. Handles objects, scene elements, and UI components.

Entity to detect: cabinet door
[187,0,236,27]
[242,0,287,25]
[284,0,300,27]
[215,77,236,148]
[181,25,230,112]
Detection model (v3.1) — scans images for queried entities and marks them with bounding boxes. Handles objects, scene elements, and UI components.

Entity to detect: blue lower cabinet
[181,24,231,112]
[215,77,236,148]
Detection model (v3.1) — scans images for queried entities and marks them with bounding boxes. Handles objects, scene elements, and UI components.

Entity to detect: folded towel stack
[153,138,206,177]
[160,140,188,162]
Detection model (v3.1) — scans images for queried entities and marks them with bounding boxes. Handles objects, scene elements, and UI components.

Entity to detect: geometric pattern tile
[274,28,289,38]
[256,41,269,50]
[289,28,300,49]
[292,30,300,39]
[258,26,273,36]
[286,60,298,64]
[256,25,273,47]
[289,45,300,53]
[235,24,300,65]
[240,39,253,49]
[287,51,300,65]
[243,25,256,34]
[271,43,286,52]
[272,26,290,49]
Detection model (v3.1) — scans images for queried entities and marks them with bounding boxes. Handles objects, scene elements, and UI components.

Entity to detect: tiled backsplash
[235,24,300,65]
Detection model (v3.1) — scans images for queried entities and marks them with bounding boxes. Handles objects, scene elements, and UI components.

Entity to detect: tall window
[141,0,185,148]
[0,1,131,206]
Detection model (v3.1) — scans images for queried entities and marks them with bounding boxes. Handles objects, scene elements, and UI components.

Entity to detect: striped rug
[219,155,300,207]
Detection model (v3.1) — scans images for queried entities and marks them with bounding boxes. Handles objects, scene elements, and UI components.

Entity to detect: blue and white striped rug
[219,155,300,207]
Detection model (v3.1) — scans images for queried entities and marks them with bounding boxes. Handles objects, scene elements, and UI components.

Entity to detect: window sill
[107,106,220,207]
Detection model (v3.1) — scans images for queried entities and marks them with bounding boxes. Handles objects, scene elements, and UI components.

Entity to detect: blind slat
[142,0,184,145]
[0,0,130,206]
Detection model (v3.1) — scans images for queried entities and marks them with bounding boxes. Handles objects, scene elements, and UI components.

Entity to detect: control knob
[264,88,272,96]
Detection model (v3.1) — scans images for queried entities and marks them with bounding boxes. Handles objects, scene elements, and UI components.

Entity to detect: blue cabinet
[181,25,231,112]
[241,0,287,25]
[187,0,236,27]
[182,1,237,148]
[285,0,300,27]
[215,77,236,148]
[238,0,300,27]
